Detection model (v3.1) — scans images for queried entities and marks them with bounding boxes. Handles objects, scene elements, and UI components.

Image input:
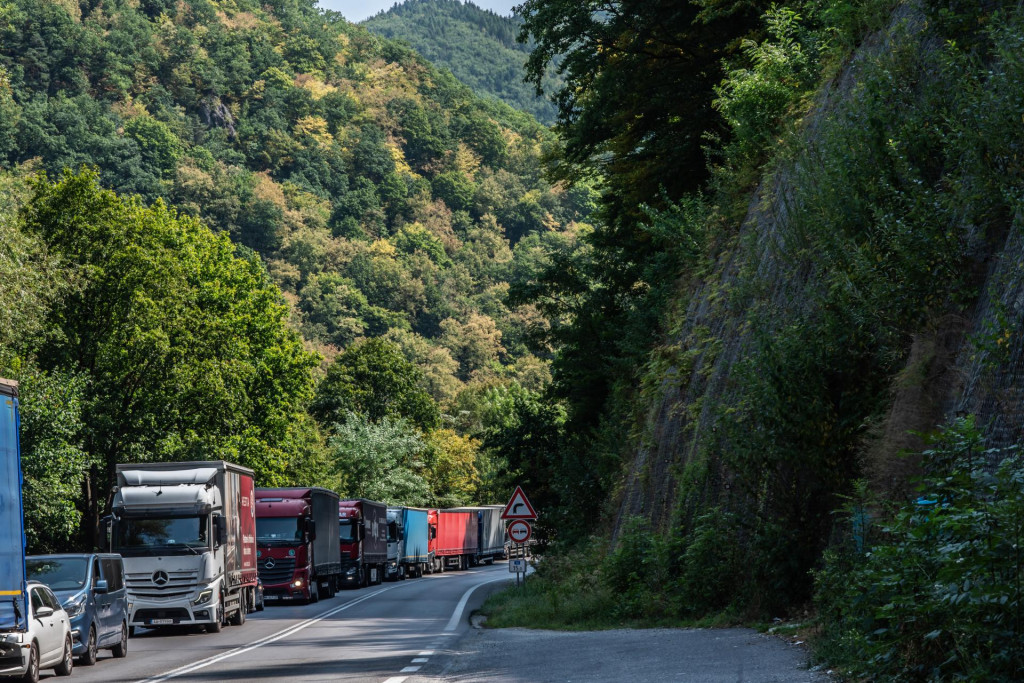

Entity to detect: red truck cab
[256,488,340,603]
[338,499,387,588]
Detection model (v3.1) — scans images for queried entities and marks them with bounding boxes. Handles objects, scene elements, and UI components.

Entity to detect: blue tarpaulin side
[401,508,430,564]
[0,383,27,631]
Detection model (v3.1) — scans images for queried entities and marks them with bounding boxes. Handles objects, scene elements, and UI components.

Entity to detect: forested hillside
[482,0,1024,678]
[0,0,588,551]
[362,0,561,125]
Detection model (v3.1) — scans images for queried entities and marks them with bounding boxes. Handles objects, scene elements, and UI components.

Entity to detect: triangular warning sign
[501,485,538,520]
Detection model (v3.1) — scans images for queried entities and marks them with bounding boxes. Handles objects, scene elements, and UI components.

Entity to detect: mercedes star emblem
[152,570,170,586]
[265,558,276,569]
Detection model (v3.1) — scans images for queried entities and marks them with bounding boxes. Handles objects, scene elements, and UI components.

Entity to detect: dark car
[25,554,129,665]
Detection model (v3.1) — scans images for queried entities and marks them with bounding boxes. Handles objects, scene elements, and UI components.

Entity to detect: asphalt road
[48,563,512,683]
[36,563,828,683]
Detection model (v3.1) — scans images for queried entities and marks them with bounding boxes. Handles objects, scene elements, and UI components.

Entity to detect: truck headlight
[0,633,24,644]
[292,579,303,587]
[64,595,86,618]
[193,589,214,605]
[346,567,358,575]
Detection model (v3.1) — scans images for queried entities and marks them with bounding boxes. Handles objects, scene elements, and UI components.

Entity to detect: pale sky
[319,0,518,23]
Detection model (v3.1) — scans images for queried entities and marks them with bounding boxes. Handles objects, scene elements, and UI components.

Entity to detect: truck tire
[230,593,246,625]
[308,578,319,603]
[207,606,223,633]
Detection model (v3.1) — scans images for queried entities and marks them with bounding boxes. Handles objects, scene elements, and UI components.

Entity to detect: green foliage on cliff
[492,3,1024,678]
[363,0,562,125]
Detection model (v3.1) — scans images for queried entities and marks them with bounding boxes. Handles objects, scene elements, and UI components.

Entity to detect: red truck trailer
[428,509,479,572]
[255,487,341,603]
[338,499,387,587]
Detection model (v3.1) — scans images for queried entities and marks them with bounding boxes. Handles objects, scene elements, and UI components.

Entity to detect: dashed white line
[400,665,422,673]
[419,650,435,655]
[138,585,402,682]
[383,678,408,683]
[412,657,428,663]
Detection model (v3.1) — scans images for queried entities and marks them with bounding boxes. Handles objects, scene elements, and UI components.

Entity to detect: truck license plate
[149,619,174,625]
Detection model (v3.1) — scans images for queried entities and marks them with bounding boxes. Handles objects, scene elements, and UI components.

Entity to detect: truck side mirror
[429,527,436,540]
[100,515,113,552]
[305,518,317,541]
[214,516,228,547]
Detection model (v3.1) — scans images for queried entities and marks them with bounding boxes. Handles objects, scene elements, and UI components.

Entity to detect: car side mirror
[35,606,54,618]
[94,579,109,594]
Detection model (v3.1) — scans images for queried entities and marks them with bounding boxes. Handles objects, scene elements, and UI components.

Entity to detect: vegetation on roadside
[483,1,1024,680]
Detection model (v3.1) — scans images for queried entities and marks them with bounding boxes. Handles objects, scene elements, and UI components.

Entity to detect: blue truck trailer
[388,507,432,578]
[0,379,28,632]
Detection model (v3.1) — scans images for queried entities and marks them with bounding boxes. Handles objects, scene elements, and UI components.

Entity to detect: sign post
[501,487,537,588]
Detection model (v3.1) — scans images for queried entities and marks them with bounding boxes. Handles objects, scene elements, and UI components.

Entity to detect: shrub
[815,417,1024,680]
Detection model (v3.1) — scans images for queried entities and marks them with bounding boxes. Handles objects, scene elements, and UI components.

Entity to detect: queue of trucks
[2,375,511,679]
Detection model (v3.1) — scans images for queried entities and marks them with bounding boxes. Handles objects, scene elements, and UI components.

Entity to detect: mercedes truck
[110,461,258,632]
[255,487,340,603]
[338,499,387,587]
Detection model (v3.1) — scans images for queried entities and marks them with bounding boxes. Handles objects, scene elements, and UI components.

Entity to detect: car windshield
[339,519,356,542]
[256,517,301,542]
[26,558,88,591]
[114,516,208,555]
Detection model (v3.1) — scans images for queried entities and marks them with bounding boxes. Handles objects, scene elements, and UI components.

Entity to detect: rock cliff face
[614,1,1024,541]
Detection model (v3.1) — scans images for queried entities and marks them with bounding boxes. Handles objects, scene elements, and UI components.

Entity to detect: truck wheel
[375,565,384,585]
[207,607,223,633]
[111,622,128,658]
[308,579,319,603]
[231,593,246,625]
[79,625,97,665]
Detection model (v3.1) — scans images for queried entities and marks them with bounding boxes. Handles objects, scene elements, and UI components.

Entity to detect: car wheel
[79,625,98,665]
[54,635,74,676]
[112,622,128,658]
[20,642,39,683]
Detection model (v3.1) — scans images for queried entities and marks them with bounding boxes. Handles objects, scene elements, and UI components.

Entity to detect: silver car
[0,581,74,682]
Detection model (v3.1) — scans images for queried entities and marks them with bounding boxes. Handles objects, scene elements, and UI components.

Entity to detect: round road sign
[507,520,532,544]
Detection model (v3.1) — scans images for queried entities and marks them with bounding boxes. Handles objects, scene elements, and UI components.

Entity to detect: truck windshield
[114,516,208,555]
[256,517,301,542]
[387,521,399,542]
[26,558,88,591]
[339,520,356,542]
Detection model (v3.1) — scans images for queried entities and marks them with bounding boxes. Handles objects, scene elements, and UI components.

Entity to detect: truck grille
[258,557,296,585]
[126,569,199,600]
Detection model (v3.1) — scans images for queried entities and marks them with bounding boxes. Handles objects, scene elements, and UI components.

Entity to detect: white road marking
[419,650,435,656]
[443,575,511,633]
[139,586,402,682]
[383,678,408,683]
[400,666,421,673]
[412,657,428,663]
